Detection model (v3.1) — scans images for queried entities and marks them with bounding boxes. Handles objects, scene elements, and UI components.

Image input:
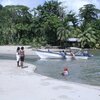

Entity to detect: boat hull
[35,50,89,60]
[35,51,63,59]
[66,55,88,60]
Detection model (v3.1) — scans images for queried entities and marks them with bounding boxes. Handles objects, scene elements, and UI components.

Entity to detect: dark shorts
[20,56,24,61]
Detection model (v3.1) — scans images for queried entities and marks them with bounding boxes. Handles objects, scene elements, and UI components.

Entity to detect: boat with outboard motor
[65,47,93,60]
[35,48,92,60]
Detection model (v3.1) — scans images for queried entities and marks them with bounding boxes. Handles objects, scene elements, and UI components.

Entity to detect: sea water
[33,50,100,86]
[0,50,100,86]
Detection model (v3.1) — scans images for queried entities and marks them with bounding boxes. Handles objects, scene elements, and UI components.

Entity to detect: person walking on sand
[20,46,25,68]
[16,47,20,67]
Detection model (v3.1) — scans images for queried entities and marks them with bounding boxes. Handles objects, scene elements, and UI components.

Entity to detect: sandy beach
[0,46,100,100]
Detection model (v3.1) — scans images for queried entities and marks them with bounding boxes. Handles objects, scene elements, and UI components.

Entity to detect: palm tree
[57,26,70,47]
[79,4,100,28]
[67,11,78,28]
[78,26,96,48]
[36,0,65,19]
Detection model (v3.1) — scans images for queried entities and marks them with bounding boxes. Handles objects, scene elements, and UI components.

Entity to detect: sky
[0,0,45,8]
[0,0,100,13]
[59,0,100,13]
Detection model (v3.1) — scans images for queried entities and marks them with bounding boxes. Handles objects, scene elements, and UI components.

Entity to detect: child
[61,67,69,76]
[16,47,20,67]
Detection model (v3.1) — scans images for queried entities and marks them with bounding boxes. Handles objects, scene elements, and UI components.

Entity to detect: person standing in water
[61,67,69,76]
[16,47,20,67]
[70,50,75,60]
[20,46,25,68]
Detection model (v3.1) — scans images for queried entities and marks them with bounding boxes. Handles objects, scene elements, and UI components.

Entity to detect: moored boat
[65,54,89,60]
[65,47,92,60]
[35,48,92,60]
[35,50,65,59]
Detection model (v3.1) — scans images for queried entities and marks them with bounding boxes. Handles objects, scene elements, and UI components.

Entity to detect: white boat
[35,49,92,60]
[65,47,92,60]
[65,55,89,60]
[35,50,65,59]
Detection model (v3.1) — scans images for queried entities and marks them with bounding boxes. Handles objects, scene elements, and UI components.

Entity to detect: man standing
[20,46,25,68]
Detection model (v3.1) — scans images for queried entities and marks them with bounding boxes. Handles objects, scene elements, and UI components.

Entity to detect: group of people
[16,46,25,68]
[16,46,69,76]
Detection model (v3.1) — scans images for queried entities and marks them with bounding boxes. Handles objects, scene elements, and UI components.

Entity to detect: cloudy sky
[59,0,100,13]
[0,0,100,13]
[0,0,45,8]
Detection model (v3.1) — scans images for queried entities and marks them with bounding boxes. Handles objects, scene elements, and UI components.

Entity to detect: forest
[0,0,100,48]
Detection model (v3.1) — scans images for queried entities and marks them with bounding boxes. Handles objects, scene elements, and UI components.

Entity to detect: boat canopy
[67,38,80,42]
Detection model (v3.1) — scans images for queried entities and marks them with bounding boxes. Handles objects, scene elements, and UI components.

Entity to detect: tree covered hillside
[0,0,100,48]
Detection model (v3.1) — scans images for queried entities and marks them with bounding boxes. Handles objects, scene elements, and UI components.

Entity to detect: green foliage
[79,4,100,29]
[0,2,100,48]
[19,38,30,45]
[78,26,97,48]
[31,37,47,48]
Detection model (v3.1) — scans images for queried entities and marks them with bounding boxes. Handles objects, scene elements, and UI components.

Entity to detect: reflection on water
[0,50,100,86]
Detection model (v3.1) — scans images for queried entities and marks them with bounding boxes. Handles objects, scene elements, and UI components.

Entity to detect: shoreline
[0,46,100,100]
